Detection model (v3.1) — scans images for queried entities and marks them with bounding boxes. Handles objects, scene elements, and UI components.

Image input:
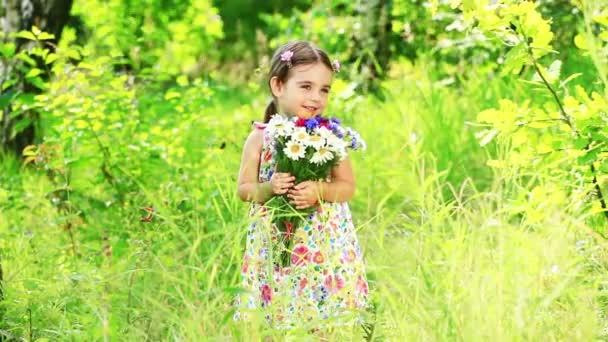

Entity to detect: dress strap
[252,121,267,130]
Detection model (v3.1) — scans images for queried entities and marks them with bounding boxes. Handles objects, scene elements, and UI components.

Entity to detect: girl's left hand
[287,181,321,209]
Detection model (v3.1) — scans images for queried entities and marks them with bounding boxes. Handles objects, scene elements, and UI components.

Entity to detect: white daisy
[315,126,333,139]
[268,114,294,138]
[306,134,325,150]
[326,134,348,151]
[283,140,306,160]
[310,146,334,164]
[292,127,310,143]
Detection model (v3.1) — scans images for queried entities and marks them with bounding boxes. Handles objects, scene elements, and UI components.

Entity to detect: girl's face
[271,62,333,118]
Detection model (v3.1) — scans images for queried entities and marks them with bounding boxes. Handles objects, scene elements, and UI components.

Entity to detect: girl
[233,41,371,336]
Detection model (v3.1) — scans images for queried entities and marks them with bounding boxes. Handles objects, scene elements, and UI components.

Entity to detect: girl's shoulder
[244,121,265,148]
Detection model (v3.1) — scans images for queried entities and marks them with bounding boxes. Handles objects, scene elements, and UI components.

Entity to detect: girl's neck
[277,108,296,119]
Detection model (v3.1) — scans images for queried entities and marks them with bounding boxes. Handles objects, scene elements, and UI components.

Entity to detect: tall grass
[0,59,606,340]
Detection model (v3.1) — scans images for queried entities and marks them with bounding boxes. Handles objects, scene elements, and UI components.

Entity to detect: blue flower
[350,138,357,149]
[305,118,319,129]
[313,286,328,302]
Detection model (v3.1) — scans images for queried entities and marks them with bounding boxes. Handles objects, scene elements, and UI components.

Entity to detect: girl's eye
[322,89,329,93]
[301,85,311,90]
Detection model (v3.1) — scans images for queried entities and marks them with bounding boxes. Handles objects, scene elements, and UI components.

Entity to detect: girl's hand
[269,172,295,195]
[288,181,321,209]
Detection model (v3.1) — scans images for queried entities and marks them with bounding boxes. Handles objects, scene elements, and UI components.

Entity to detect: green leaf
[501,42,527,75]
[25,68,43,78]
[0,42,16,58]
[28,77,47,90]
[165,91,181,100]
[577,148,599,165]
[0,90,16,110]
[600,160,608,173]
[10,117,33,139]
[31,25,41,36]
[16,52,37,66]
[559,73,582,88]
[37,32,55,40]
[574,34,588,50]
[2,79,17,91]
[45,53,58,64]
[15,30,37,41]
[66,48,82,61]
[573,137,589,150]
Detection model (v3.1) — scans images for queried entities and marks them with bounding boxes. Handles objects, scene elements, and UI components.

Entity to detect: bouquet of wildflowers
[265,113,366,267]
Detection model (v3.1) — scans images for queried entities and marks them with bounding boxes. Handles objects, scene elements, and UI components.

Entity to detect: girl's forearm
[238,182,274,204]
[318,180,355,203]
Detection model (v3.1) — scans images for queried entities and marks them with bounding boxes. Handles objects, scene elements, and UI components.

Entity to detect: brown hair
[263,41,334,123]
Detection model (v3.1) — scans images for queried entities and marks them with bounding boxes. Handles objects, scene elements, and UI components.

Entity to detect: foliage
[71,0,223,76]
[1,0,608,340]
[436,0,608,233]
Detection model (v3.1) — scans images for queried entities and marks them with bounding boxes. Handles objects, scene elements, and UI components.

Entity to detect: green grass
[1,59,607,340]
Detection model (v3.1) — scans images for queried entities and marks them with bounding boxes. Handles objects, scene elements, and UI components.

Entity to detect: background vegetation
[1,0,608,340]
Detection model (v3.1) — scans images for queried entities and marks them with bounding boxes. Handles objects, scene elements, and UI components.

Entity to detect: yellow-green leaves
[477,99,521,127]
[14,25,56,41]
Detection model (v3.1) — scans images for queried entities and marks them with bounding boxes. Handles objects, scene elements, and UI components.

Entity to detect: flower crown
[280,49,341,73]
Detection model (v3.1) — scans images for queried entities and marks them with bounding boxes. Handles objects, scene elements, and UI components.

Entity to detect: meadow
[1,0,608,340]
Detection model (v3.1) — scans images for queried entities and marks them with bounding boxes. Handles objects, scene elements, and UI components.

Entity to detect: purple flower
[350,138,357,149]
[329,117,341,125]
[313,286,328,302]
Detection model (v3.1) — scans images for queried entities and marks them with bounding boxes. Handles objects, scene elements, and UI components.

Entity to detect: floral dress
[233,121,371,330]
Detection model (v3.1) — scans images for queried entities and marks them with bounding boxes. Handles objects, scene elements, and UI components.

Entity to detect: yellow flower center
[290,144,301,153]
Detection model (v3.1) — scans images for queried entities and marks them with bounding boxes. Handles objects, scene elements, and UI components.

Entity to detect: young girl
[233,40,371,335]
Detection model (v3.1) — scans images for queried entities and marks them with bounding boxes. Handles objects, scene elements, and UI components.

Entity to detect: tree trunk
[353,0,392,95]
[0,0,73,310]
[1,0,73,155]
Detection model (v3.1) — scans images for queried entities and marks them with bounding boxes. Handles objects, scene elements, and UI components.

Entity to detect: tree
[1,0,73,155]
[0,0,74,310]
[352,0,392,95]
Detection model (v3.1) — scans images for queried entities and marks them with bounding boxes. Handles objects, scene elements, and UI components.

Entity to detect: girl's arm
[319,157,355,202]
[237,129,296,203]
[237,130,273,203]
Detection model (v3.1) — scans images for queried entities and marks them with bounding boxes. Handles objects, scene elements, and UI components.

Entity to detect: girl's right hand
[269,172,295,195]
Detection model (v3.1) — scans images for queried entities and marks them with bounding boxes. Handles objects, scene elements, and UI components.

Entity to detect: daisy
[268,114,294,138]
[310,146,334,164]
[315,126,333,139]
[306,134,325,150]
[326,134,348,151]
[284,140,306,160]
[292,127,310,143]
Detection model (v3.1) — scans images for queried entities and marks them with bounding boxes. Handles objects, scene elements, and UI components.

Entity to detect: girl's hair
[263,41,334,123]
